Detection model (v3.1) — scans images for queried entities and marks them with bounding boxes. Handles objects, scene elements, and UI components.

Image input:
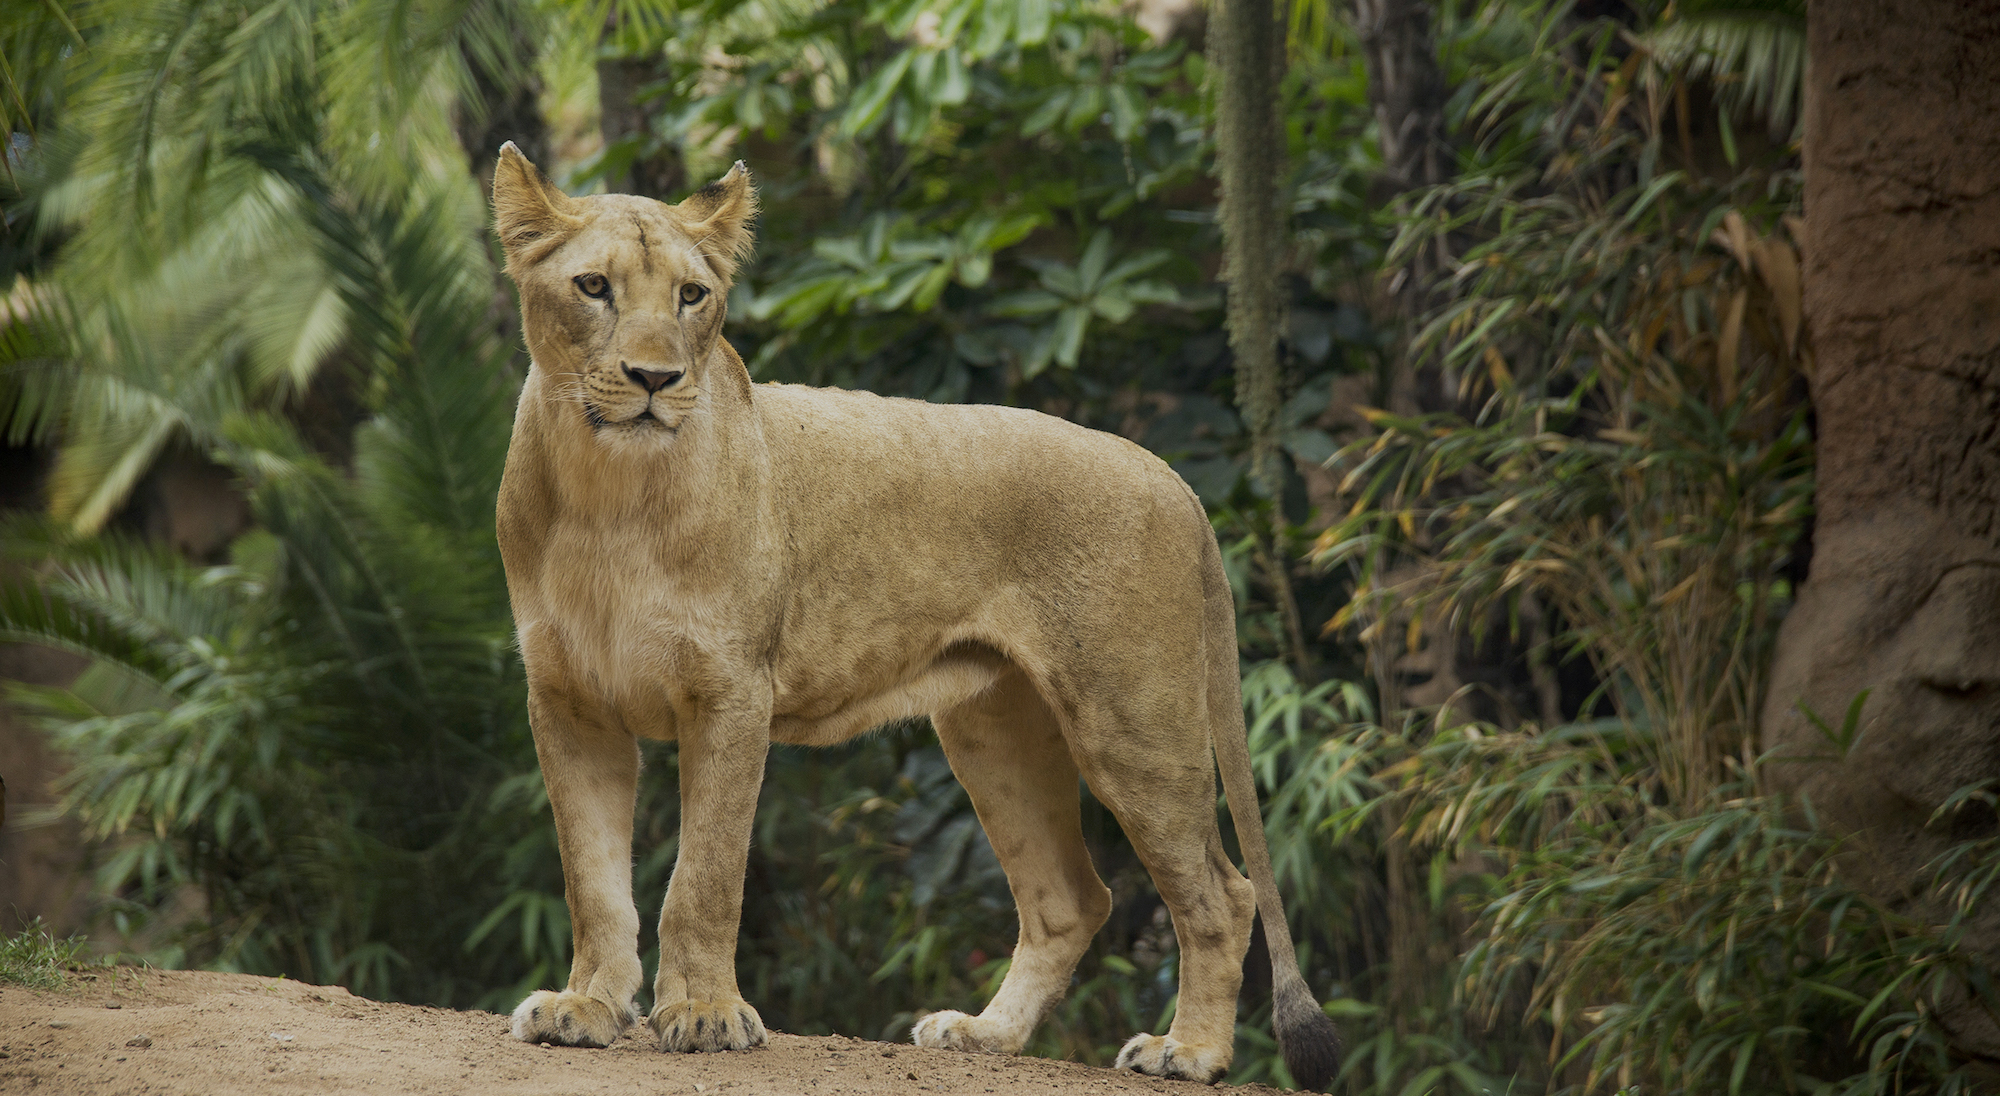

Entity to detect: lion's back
[755,383,1197,537]
[753,382,1213,617]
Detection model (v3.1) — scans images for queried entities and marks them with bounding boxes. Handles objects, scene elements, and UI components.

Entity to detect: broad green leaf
[841,48,916,136]
[1051,305,1087,367]
[1022,89,1069,136]
[1016,0,1051,45]
[1076,229,1113,290]
[988,289,1064,316]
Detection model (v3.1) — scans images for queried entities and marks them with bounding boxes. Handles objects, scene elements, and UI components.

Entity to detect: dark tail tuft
[1274,977,1342,1091]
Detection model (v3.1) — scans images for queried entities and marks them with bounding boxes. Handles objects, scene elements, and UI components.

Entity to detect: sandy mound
[0,968,1282,1095]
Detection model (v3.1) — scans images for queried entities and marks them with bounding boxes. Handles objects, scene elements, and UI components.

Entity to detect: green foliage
[1318,0,1813,803]
[1272,2,1990,1093]
[0,918,90,989]
[1268,704,2000,1096]
[698,0,1221,399]
[0,0,541,531]
[1,244,530,994]
[0,0,535,991]
[1641,0,1806,141]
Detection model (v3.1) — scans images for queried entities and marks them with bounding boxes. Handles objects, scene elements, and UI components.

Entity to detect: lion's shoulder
[750,382,1199,543]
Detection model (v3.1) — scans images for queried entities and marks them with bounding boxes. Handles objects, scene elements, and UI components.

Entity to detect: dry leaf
[1717,287,1747,404]
[1751,238,1803,355]
[1713,210,1755,271]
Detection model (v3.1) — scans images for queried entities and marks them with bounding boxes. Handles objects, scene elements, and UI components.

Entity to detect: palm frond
[0,282,78,446]
[0,516,256,689]
[1645,0,1806,139]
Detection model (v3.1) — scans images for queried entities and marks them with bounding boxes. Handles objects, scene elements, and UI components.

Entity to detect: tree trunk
[594,4,686,201]
[1353,0,1451,196]
[455,23,550,364]
[1761,0,2000,1057]
[1356,0,1450,419]
[1352,0,1452,719]
[598,54,686,200]
[458,29,550,204]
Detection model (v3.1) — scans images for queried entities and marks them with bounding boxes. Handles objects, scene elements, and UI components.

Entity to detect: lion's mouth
[584,402,674,434]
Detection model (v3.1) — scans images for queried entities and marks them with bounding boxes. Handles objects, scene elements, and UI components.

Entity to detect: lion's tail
[1201,530,1343,1091]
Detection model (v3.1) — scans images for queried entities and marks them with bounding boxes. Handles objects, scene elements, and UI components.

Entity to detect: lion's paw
[1115,1033,1228,1083]
[650,998,768,1053]
[910,1010,1023,1055]
[510,990,634,1048]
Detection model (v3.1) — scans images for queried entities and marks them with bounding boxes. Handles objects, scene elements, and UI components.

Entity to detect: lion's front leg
[650,700,772,1053]
[511,674,644,1048]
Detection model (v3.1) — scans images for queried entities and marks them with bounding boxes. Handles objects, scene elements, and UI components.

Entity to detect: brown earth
[0,968,1286,1096]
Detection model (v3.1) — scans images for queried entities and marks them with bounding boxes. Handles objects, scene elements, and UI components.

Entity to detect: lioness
[491,143,1342,1088]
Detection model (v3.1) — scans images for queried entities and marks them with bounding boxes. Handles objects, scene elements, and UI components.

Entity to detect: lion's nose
[622,363,684,393]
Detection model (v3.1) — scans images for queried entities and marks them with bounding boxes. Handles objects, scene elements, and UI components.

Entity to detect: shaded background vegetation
[0,0,1995,1092]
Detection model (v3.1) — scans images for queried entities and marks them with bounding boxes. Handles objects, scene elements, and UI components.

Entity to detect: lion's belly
[767,646,1007,747]
[528,533,1005,743]
[532,585,1004,745]
[763,576,1026,747]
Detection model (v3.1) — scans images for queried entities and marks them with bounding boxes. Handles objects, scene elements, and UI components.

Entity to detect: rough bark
[1212,0,1310,678]
[458,33,550,204]
[1352,0,1453,719]
[1356,0,1451,424]
[598,55,686,200]
[455,23,549,361]
[1761,0,2000,1057]
[1353,0,1452,195]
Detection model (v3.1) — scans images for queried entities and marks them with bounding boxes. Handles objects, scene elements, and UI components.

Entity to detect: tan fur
[491,144,1340,1086]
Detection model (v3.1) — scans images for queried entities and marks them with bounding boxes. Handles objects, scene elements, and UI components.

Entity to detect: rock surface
[1762,0,2000,1058]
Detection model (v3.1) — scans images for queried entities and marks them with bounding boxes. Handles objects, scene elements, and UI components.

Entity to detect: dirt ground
[0,968,1285,1095]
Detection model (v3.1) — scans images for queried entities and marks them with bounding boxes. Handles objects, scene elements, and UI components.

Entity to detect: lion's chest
[520,521,731,730]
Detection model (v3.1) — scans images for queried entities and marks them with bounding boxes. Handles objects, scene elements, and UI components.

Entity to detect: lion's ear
[493,142,583,268]
[677,161,758,284]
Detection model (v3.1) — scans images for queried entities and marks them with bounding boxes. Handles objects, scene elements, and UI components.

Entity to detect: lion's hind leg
[913,669,1111,1056]
[1070,701,1256,1084]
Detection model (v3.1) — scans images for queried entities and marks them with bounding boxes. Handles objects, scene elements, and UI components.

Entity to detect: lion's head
[492,143,757,447]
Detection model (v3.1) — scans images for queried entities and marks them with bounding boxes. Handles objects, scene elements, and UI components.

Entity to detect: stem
[1213,0,1311,680]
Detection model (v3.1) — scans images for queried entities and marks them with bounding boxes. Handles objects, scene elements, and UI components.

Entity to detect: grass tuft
[0,919,89,990]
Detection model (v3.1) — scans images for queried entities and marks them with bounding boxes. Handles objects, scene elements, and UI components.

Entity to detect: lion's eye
[680,283,709,306]
[575,274,611,300]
